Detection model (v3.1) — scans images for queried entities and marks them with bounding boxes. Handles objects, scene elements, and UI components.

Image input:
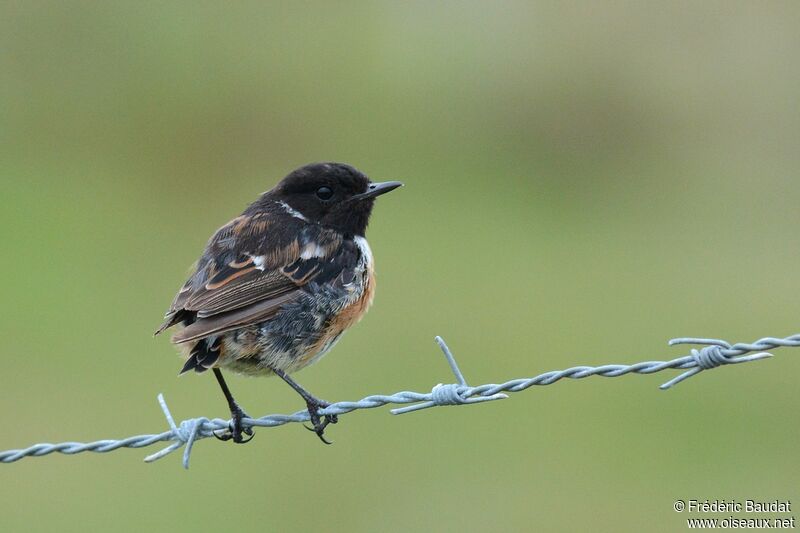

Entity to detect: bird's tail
[179,337,221,374]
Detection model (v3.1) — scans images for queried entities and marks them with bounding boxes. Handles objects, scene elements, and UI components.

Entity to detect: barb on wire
[0,333,795,468]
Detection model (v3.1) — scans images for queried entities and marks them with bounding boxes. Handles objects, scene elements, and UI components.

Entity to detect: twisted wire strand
[0,333,793,469]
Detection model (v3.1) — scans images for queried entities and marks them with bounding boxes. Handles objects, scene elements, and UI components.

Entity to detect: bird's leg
[212,368,254,444]
[271,368,338,444]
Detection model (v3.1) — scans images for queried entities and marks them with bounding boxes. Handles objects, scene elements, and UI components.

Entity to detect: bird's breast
[296,236,376,368]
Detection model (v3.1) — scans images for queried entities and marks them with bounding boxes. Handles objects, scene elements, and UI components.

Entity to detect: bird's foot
[214,404,255,444]
[303,398,338,445]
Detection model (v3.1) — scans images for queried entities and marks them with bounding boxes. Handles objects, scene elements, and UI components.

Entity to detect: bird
[155,162,402,444]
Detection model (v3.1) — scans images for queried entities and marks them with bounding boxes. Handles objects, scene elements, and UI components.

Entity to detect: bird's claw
[305,400,338,445]
[213,406,255,444]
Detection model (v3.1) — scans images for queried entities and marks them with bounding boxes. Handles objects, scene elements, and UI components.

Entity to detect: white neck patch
[276,200,308,222]
[354,236,373,268]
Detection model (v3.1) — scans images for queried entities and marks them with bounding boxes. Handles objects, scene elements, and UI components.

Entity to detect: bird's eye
[316,186,334,201]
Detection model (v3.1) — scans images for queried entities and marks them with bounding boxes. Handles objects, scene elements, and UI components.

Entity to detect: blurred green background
[2,1,799,531]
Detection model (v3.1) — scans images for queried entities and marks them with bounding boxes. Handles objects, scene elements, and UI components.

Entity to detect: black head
[262,162,402,236]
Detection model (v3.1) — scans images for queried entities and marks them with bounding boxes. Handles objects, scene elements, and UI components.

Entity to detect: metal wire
[0,333,793,469]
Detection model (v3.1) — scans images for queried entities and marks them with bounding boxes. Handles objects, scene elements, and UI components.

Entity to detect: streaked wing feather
[172,293,296,344]
[170,279,193,311]
[187,269,298,318]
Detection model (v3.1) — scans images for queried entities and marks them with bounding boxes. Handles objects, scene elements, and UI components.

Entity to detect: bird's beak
[352,181,404,200]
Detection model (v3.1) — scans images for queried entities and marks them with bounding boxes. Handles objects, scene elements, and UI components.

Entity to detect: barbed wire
[1,333,796,469]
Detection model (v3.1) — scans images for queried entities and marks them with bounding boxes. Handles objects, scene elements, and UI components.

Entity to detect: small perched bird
[156,162,402,444]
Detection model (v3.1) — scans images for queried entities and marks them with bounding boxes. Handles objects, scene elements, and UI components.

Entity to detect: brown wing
[171,291,297,343]
[183,259,297,318]
[156,212,344,343]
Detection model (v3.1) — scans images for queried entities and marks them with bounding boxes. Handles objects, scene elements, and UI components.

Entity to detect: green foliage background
[1,2,799,531]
